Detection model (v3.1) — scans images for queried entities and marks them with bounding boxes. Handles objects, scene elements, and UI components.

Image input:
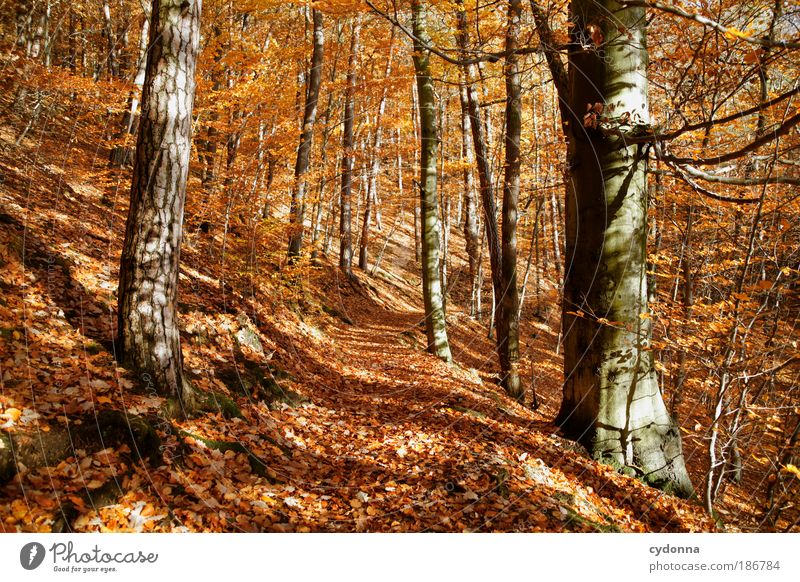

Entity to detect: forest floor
[0,91,773,533]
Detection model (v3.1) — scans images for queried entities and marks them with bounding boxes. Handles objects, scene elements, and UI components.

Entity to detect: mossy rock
[217,364,304,409]
[560,504,622,533]
[200,390,243,419]
[449,404,486,419]
[259,374,307,408]
[321,304,353,325]
[235,326,264,355]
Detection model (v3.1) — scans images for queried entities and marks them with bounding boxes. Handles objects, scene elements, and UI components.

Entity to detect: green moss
[200,391,243,419]
[84,340,103,355]
[218,363,304,409]
[178,429,278,482]
[560,504,623,533]
[449,405,486,419]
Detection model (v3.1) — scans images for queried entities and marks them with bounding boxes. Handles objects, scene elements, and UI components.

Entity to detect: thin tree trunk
[456,2,504,380]
[498,0,523,400]
[339,17,360,276]
[520,197,543,318]
[549,188,563,282]
[671,203,694,420]
[412,0,451,362]
[358,29,395,271]
[411,81,422,262]
[101,0,120,78]
[311,24,342,256]
[459,85,480,317]
[110,5,151,167]
[288,9,325,260]
[438,95,450,310]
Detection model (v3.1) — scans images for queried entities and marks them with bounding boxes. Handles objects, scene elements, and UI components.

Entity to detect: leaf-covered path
[0,112,713,533]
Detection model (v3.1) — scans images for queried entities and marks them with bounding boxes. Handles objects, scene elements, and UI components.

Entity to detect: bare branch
[661,163,800,187]
[663,112,800,166]
[364,0,550,66]
[621,1,800,49]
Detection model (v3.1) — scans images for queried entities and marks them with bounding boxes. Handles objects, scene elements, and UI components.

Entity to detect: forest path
[0,132,713,532]
[231,268,707,532]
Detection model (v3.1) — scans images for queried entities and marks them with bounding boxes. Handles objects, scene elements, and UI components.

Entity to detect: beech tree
[499,0,524,399]
[339,17,360,276]
[555,0,693,496]
[117,0,202,412]
[412,0,451,362]
[444,0,526,397]
[288,8,324,260]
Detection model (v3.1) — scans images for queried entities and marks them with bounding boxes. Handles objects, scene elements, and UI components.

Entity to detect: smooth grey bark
[411,82,422,263]
[412,0,452,362]
[117,0,202,412]
[339,17,360,276]
[459,85,480,317]
[556,0,693,497]
[288,9,325,259]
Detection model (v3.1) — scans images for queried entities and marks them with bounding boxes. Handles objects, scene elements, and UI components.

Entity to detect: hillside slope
[0,84,718,533]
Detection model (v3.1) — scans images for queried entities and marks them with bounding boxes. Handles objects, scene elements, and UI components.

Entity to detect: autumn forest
[0,0,798,534]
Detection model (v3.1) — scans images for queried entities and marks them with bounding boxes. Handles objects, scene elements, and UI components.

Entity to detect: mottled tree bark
[117,0,202,412]
[288,9,325,260]
[339,17,360,276]
[498,0,523,399]
[412,0,452,362]
[556,0,693,497]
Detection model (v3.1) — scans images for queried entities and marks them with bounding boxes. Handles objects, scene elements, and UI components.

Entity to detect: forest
[0,0,797,534]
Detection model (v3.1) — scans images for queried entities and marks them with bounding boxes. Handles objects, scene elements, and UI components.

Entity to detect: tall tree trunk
[412,0,451,362]
[671,203,694,420]
[117,0,202,412]
[110,4,151,167]
[411,82,422,263]
[101,0,120,78]
[455,2,506,385]
[459,85,480,317]
[200,25,224,216]
[359,29,395,271]
[67,7,78,72]
[556,0,693,497]
[288,9,325,260]
[549,188,563,282]
[339,17,360,276]
[498,0,523,399]
[311,23,342,256]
